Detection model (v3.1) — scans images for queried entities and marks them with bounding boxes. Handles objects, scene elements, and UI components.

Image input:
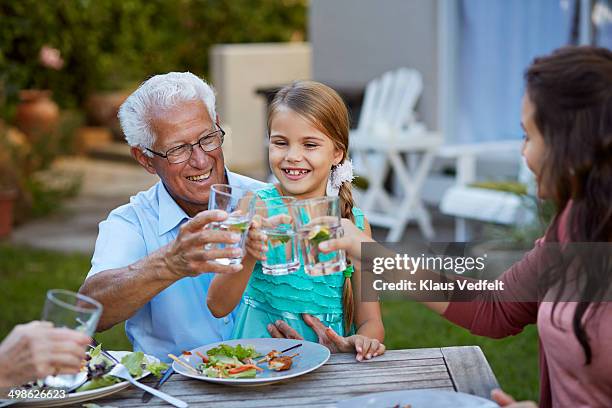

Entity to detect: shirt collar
[157,182,189,236]
[157,168,238,236]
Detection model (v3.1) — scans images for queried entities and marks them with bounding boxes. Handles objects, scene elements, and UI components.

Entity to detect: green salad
[197,344,262,379]
[76,344,168,392]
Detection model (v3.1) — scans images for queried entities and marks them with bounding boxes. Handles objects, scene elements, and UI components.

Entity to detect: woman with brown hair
[208,81,385,362]
[318,46,612,407]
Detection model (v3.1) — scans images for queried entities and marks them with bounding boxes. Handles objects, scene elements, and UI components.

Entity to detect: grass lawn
[0,243,131,351]
[0,243,539,401]
[382,300,539,401]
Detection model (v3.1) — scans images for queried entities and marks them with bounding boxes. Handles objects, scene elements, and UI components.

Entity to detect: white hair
[118,72,217,155]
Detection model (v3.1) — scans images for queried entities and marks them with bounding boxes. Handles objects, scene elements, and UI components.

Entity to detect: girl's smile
[281,167,312,181]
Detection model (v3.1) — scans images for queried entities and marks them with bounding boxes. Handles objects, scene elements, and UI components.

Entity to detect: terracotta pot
[0,189,17,238]
[14,90,60,141]
[85,91,131,140]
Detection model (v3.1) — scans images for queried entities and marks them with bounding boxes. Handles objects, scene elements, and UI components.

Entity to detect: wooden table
[90,346,499,407]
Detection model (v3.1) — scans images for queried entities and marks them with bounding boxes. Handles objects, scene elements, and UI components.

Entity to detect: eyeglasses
[146,126,225,164]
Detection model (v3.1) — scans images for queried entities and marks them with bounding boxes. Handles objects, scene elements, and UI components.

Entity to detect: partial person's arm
[80,210,243,331]
[351,218,386,358]
[442,245,541,338]
[320,219,449,314]
[321,218,541,336]
[0,321,90,387]
[207,256,257,318]
[207,216,268,317]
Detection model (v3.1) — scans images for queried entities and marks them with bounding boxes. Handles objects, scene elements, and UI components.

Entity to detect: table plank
[117,364,451,402]
[441,346,500,399]
[87,347,495,407]
[326,347,443,363]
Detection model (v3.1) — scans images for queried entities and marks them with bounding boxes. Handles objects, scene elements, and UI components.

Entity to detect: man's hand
[319,218,373,266]
[267,320,304,340]
[491,388,538,407]
[0,321,91,387]
[164,210,244,278]
[267,315,386,361]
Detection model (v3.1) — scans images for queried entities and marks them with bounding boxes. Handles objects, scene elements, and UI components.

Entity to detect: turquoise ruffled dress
[231,185,365,342]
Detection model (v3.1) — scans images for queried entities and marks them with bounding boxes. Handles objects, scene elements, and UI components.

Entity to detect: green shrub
[0,0,307,110]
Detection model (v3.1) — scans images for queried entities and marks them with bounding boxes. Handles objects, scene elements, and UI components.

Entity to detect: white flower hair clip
[326,159,355,197]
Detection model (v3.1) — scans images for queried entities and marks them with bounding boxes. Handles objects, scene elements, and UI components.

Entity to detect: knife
[142,366,175,403]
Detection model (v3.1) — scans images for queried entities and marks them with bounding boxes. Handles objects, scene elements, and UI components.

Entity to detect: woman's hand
[491,388,538,407]
[319,218,373,266]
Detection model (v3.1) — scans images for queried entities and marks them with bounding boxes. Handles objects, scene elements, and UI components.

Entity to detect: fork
[88,338,120,364]
[108,363,188,408]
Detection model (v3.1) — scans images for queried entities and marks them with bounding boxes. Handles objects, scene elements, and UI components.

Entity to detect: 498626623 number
[7,388,67,399]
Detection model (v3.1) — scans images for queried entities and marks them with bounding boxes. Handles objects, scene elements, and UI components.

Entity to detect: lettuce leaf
[146,361,169,378]
[89,344,102,358]
[207,344,258,360]
[76,376,121,392]
[121,351,144,377]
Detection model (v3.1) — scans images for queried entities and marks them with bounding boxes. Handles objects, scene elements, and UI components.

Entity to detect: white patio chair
[350,68,443,241]
[438,140,535,241]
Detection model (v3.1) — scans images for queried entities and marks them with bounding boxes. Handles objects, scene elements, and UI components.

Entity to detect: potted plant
[13,46,63,142]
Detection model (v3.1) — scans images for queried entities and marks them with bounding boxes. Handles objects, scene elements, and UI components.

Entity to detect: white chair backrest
[357,68,423,132]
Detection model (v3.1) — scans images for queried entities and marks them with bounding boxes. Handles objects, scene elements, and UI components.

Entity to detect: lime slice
[227,221,249,233]
[308,225,331,245]
[268,232,292,247]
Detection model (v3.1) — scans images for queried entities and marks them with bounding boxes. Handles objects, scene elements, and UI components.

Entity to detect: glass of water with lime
[291,196,346,276]
[255,196,299,275]
[206,184,255,265]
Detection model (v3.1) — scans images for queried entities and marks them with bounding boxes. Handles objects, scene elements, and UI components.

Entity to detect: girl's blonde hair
[268,80,355,333]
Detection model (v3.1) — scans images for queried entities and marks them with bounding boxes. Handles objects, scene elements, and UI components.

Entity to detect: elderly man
[79,72,266,361]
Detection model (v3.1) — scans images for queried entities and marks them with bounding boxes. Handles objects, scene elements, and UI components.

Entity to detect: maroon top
[443,206,612,407]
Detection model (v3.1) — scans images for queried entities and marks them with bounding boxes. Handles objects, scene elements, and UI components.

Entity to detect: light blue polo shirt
[87,170,267,362]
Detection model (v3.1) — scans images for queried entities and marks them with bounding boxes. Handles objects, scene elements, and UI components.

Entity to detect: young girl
[208,81,385,361]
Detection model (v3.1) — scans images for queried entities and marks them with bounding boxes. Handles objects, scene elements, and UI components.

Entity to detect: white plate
[173,338,330,386]
[6,351,158,407]
[336,389,499,408]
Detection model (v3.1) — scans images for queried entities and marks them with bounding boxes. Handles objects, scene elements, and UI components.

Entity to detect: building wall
[309,0,439,130]
[210,43,312,179]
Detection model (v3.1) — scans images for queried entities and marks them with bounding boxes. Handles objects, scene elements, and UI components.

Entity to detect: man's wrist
[134,246,178,283]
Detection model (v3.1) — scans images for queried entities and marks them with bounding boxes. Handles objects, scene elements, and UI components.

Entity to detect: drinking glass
[255,196,299,275]
[206,184,255,265]
[41,289,103,388]
[291,196,346,276]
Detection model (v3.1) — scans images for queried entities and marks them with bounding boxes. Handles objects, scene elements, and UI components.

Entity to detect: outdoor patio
[1,0,610,406]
